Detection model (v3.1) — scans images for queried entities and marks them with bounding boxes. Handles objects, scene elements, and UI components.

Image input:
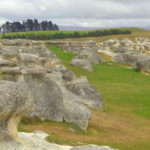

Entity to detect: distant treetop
[0,19,59,33]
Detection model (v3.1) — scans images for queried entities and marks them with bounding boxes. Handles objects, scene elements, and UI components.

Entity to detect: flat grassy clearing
[18,46,150,150]
[1,27,150,43]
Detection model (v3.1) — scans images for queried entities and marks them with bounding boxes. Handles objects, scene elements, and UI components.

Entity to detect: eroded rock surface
[0,39,103,131]
[55,40,104,68]
[0,80,34,150]
[69,54,94,71]
[98,37,150,74]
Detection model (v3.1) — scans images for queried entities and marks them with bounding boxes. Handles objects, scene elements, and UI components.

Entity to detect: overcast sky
[0,0,150,28]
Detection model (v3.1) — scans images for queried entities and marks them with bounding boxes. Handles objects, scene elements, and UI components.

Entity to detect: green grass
[1,27,150,43]
[14,44,150,150]
[48,46,150,119]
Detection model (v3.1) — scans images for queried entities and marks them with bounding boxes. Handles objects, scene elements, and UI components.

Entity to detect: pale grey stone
[0,80,34,147]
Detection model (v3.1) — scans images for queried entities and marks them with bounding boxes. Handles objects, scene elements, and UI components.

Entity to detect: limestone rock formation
[0,80,34,150]
[119,38,134,51]
[0,39,103,131]
[70,145,118,150]
[136,58,150,74]
[54,40,104,66]
[98,37,150,74]
[69,54,94,71]
[101,39,120,51]
[134,37,150,54]
[111,51,143,67]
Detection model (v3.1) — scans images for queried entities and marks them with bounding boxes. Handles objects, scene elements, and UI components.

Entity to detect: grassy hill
[17,45,150,150]
[1,27,150,42]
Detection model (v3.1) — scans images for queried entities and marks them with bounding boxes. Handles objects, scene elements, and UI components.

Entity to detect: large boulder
[65,76,103,111]
[119,38,134,51]
[32,46,57,58]
[0,80,34,149]
[87,52,105,64]
[17,53,40,68]
[23,68,64,122]
[69,54,94,71]
[136,58,150,74]
[101,39,120,51]
[134,37,150,54]
[111,51,143,67]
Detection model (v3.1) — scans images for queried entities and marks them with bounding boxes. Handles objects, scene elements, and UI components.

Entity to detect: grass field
[0,27,150,43]
[18,45,150,150]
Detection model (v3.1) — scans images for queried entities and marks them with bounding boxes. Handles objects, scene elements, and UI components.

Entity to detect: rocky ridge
[98,37,150,74]
[0,39,103,132]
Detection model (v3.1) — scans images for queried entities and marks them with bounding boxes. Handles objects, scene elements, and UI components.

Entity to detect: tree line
[0,19,59,33]
[1,29,131,40]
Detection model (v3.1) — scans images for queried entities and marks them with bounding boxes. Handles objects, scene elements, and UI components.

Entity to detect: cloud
[0,0,150,27]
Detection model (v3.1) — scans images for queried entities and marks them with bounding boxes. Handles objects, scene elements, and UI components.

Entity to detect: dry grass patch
[93,50,112,61]
[18,109,150,150]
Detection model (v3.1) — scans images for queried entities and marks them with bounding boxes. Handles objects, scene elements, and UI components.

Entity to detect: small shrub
[20,116,36,125]
[34,115,42,122]
[20,115,42,125]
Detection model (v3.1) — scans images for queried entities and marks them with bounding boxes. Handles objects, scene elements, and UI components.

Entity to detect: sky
[0,0,150,28]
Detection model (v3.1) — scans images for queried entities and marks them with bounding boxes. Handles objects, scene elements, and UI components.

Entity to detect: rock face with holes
[0,39,103,132]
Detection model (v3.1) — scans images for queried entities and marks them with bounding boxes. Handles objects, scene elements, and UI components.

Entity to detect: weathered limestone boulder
[119,38,134,51]
[70,145,118,150]
[113,47,129,53]
[63,91,91,132]
[69,54,94,71]
[134,37,150,54]
[98,38,134,57]
[2,46,31,62]
[23,67,64,122]
[0,59,17,70]
[1,67,23,82]
[1,39,17,47]
[100,39,120,51]
[1,39,32,48]
[45,40,96,48]
[65,76,103,111]
[111,51,143,67]
[87,52,105,64]
[0,80,34,150]
[17,131,73,150]
[32,46,57,58]
[2,46,20,62]
[32,41,45,47]
[17,53,40,68]
[136,58,150,74]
